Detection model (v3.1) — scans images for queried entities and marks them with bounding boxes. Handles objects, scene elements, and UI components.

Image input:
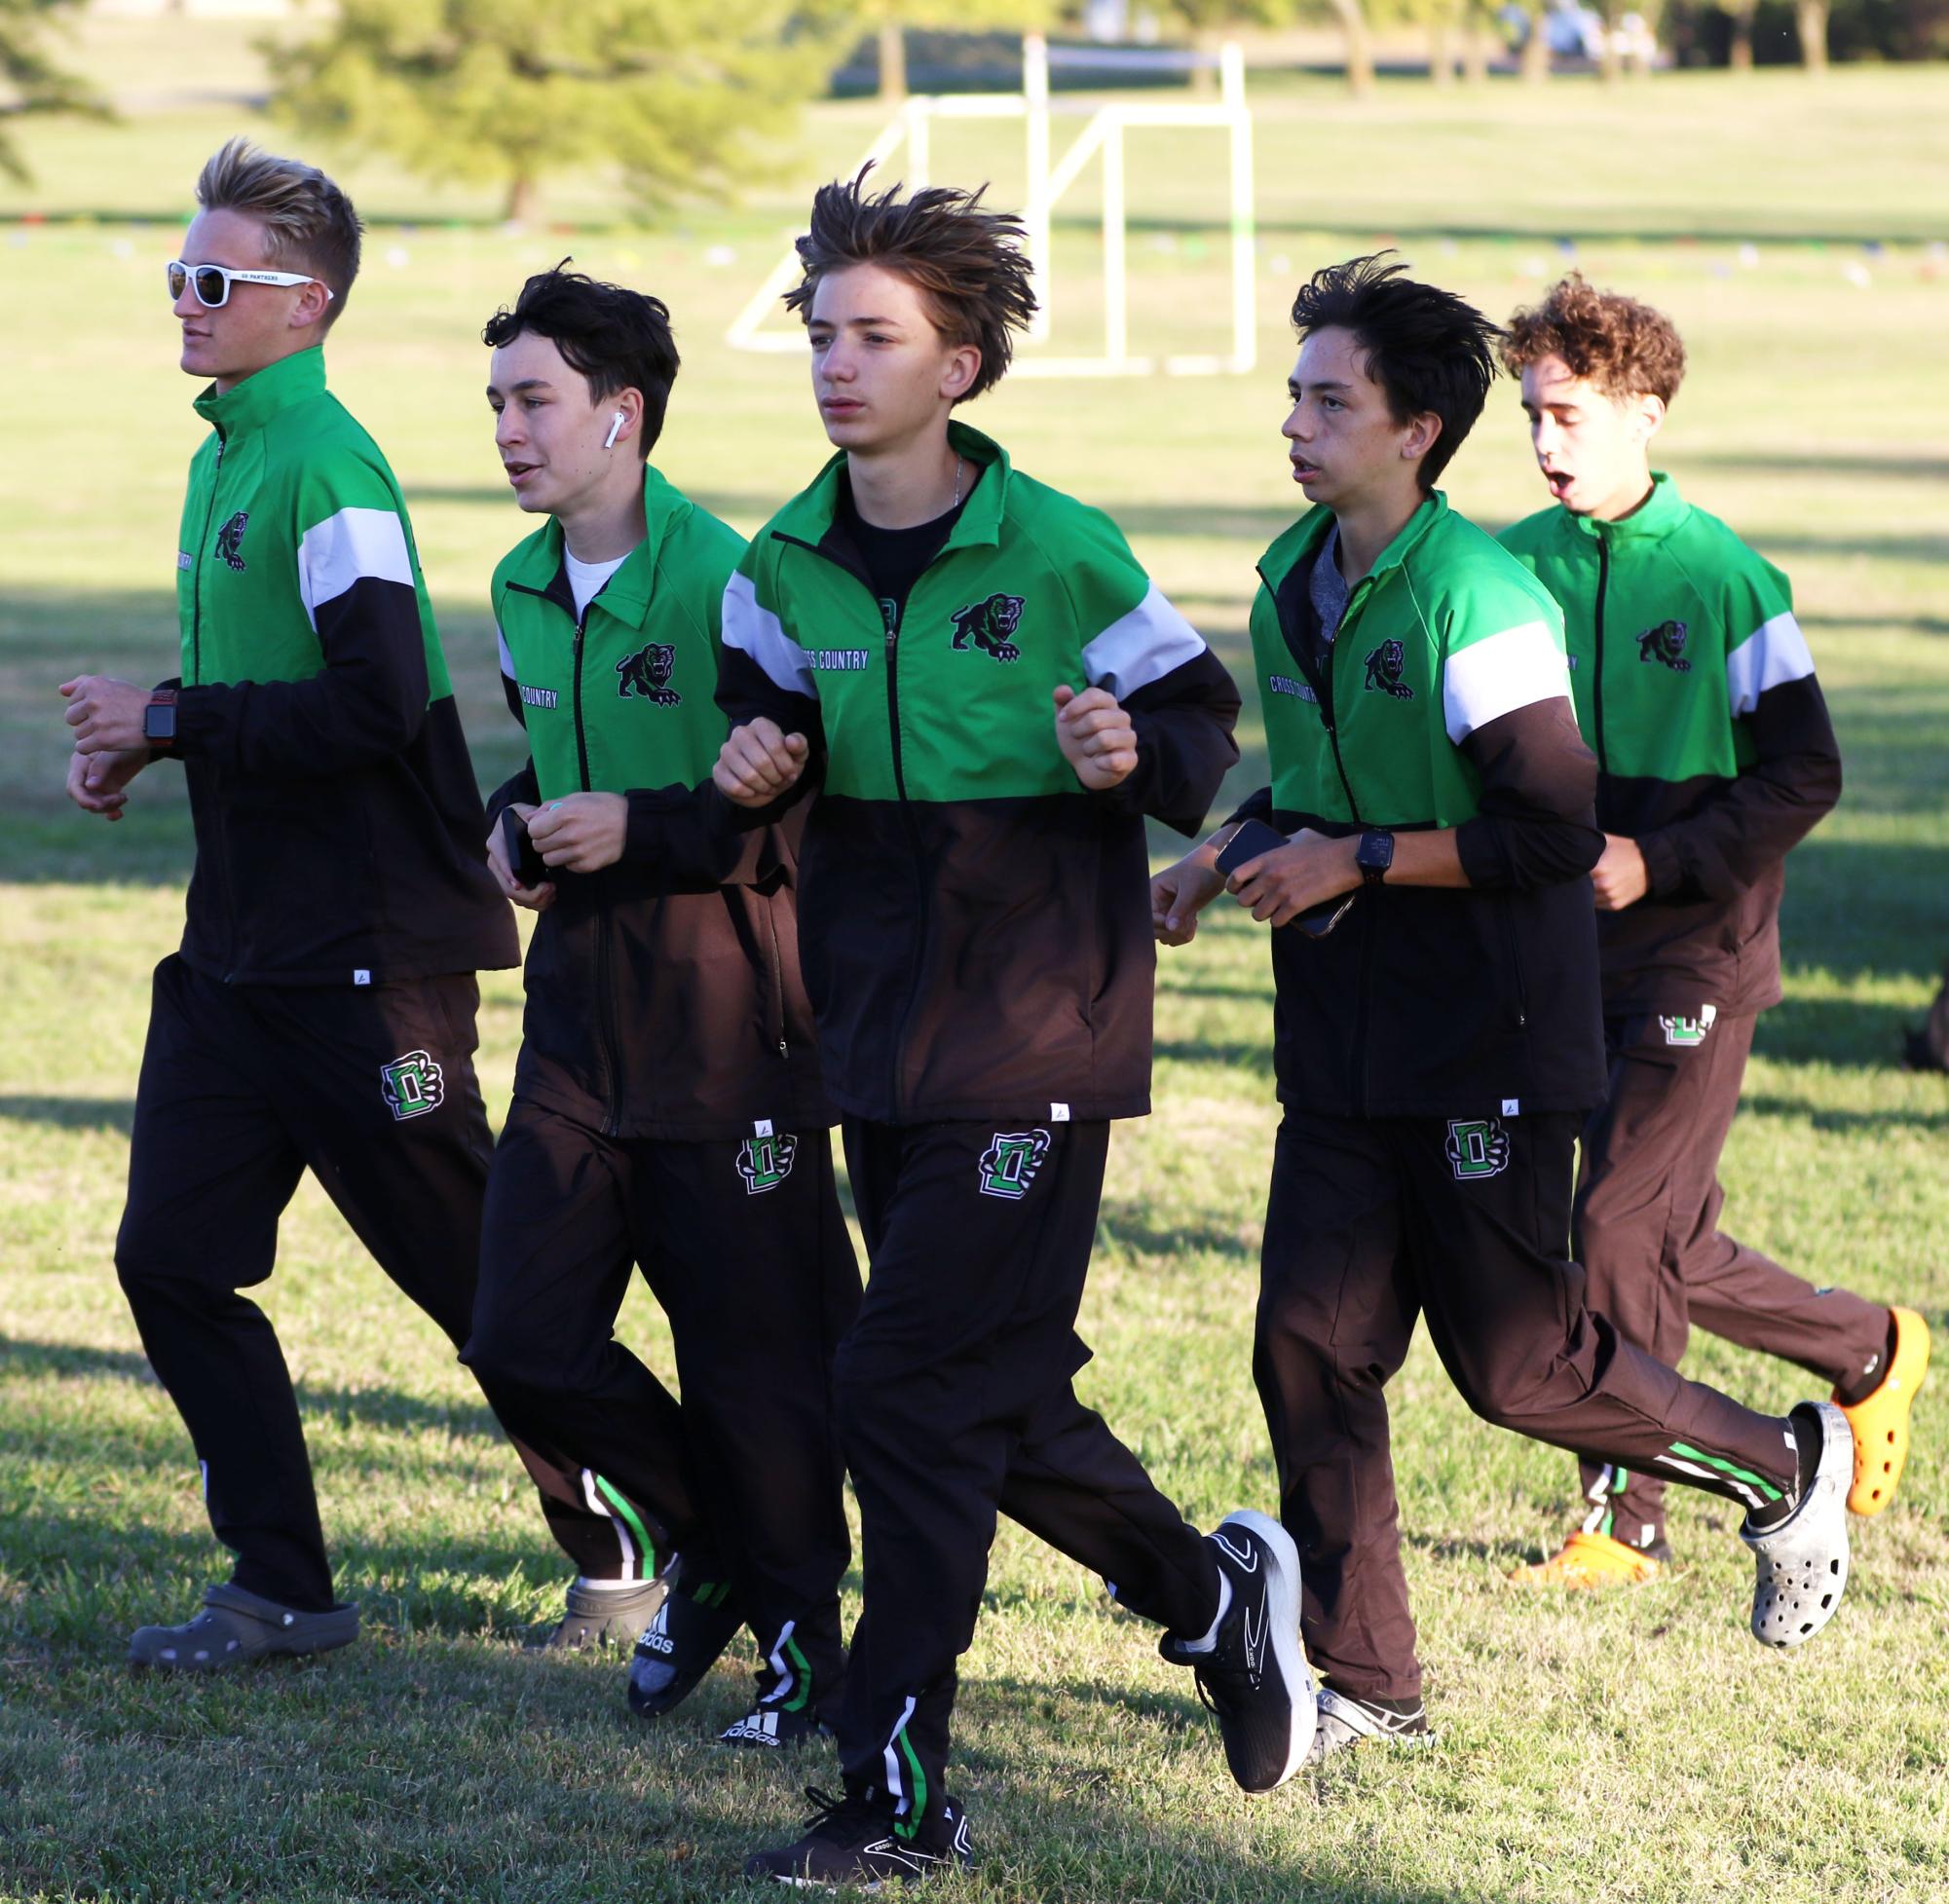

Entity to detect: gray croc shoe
[531,1575,668,1653]
[1743,1400,1852,1650]
[129,1582,359,1671]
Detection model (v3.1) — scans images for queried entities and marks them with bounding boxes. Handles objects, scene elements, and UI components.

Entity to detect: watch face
[143,703,176,742]
[1358,831,1393,871]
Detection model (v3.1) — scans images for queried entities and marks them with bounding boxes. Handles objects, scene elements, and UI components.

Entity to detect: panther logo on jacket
[215,511,250,573]
[1636,619,1692,672]
[616,642,681,705]
[950,593,1026,663]
[1363,638,1414,700]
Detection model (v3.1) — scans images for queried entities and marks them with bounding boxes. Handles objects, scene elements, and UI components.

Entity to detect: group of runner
[56,138,1928,1888]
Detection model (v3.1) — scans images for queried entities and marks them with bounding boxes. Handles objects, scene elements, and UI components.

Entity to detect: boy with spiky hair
[714,170,1309,1885]
[1151,254,1855,1760]
[1496,275,1927,1589]
[463,265,860,1739]
[59,140,547,1668]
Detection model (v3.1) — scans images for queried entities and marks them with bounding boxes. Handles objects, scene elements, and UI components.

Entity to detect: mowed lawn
[2,29,1947,1903]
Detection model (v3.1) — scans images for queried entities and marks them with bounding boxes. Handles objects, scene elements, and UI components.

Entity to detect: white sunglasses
[168,260,335,310]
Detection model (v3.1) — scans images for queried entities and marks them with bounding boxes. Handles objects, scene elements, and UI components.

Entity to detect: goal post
[725,35,1256,380]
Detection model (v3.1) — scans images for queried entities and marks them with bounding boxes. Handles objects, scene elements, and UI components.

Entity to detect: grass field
[2,23,1947,1903]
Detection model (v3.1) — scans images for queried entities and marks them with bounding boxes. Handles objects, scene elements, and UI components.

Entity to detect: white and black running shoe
[743,1785,973,1888]
[626,1558,743,1718]
[1157,1508,1314,1793]
[1302,1687,1435,1765]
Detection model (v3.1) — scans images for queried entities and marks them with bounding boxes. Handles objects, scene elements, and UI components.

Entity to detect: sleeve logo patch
[1444,1116,1511,1179]
[736,1133,798,1194]
[979,1128,1052,1199]
[1636,619,1692,672]
[1363,638,1414,700]
[616,642,681,705]
[950,593,1027,663]
[381,1049,445,1121]
[215,511,250,573]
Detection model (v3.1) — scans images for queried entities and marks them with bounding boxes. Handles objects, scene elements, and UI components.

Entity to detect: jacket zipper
[764,906,789,1061]
[1269,558,1377,1115]
[568,606,624,1135]
[196,429,244,980]
[775,529,931,1123]
[1592,534,1611,777]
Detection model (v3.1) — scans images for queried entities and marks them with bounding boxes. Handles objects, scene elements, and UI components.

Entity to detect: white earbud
[603,410,625,450]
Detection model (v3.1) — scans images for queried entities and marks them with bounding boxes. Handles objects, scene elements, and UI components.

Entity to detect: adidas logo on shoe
[722,1710,783,1746]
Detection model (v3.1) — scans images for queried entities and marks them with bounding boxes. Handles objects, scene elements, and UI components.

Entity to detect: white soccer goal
[725,34,1256,380]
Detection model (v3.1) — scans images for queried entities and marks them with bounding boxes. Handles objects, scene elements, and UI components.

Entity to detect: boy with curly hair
[1497,275,1927,1587]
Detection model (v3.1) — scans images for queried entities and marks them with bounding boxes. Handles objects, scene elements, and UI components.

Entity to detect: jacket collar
[1258,491,1447,592]
[769,421,1010,552]
[503,464,695,630]
[1565,470,1689,546]
[192,346,327,438]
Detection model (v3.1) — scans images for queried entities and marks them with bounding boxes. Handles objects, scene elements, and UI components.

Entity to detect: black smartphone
[1216,818,1355,939]
[500,806,547,889]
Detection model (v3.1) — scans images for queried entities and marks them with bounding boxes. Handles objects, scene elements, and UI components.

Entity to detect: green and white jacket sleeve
[1635,561,1841,902]
[176,455,442,777]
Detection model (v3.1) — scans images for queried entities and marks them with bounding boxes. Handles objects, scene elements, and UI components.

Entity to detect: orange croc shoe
[1508,1529,1664,1589]
[1837,1306,1930,1516]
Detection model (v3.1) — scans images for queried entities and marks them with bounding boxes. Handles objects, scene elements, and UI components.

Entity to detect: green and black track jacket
[1230,494,1607,1119]
[1500,475,1840,1016]
[487,466,831,1140]
[714,423,1241,1126]
[168,347,516,986]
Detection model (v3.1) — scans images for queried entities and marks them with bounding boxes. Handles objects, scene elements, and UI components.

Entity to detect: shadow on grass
[0,1332,506,1442]
[1742,1094,1949,1137]
[1153,1039,1275,1077]
[0,1094,136,1136]
[1750,995,1929,1068]
[1096,1202,1257,1264]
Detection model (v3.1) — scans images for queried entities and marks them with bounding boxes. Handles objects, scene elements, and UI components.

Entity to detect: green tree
[0,0,106,183]
[266,0,845,225]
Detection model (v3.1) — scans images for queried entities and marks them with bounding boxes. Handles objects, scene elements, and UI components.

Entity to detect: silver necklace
[951,456,964,511]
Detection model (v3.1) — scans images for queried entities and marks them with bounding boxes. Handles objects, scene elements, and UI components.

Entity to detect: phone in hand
[500,806,547,889]
[1216,817,1356,939]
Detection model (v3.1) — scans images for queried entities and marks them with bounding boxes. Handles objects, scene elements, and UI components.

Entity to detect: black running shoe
[625,1558,742,1718]
[720,1645,841,1749]
[1157,1507,1314,1793]
[719,1702,833,1749]
[743,1785,973,1888]
[531,1575,667,1653]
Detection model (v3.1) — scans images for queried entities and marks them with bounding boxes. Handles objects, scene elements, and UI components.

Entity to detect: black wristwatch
[1355,828,1394,886]
[142,690,178,750]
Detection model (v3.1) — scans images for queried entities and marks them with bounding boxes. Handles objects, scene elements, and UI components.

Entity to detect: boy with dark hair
[1151,254,1856,1759]
[464,267,859,1743]
[59,139,543,1668]
[1496,275,1926,1587]
[714,171,1306,1885]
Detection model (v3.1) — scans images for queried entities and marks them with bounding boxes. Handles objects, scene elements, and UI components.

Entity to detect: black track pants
[1255,1109,1803,1703]
[115,954,568,1614]
[1572,1011,1890,1548]
[832,1117,1220,1829]
[465,1100,859,1683]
